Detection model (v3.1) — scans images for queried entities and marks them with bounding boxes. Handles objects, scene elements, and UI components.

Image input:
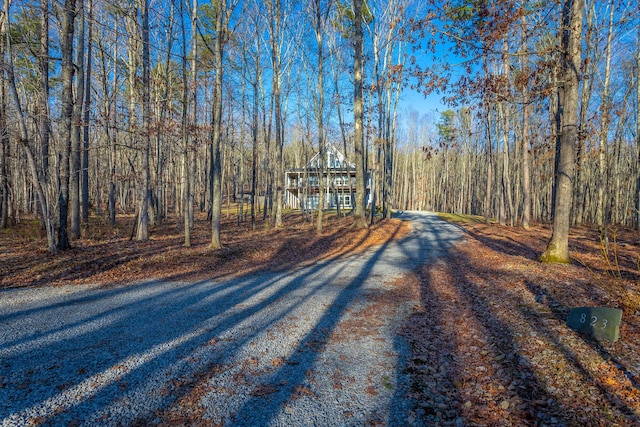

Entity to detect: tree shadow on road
[1,217,417,426]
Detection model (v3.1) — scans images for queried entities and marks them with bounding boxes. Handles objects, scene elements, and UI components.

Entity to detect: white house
[284,143,370,210]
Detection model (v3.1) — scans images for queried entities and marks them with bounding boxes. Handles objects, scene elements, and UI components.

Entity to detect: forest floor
[399,215,640,426]
[1,210,640,425]
[0,211,409,289]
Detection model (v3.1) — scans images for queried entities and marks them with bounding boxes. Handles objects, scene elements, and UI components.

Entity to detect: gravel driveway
[1,212,462,426]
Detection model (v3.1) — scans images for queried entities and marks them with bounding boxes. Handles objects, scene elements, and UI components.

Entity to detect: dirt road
[1,212,462,426]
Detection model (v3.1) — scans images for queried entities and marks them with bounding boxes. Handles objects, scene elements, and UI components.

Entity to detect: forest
[0,0,639,255]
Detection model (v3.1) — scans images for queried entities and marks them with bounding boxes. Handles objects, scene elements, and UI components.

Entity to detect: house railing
[287,177,358,189]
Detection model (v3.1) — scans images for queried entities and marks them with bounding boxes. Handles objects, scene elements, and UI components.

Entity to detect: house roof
[287,143,355,172]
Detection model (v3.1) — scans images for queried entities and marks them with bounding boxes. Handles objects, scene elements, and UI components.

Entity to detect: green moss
[539,250,571,264]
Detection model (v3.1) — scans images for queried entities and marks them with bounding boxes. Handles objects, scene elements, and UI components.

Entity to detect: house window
[339,194,351,208]
[305,195,319,210]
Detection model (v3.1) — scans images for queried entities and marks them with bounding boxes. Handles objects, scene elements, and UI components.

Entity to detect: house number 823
[580,313,608,329]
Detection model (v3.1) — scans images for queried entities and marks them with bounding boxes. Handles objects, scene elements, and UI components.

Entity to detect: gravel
[0,211,462,426]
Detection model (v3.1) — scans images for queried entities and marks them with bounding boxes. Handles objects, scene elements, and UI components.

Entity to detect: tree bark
[573,1,594,226]
[521,89,532,230]
[1,10,8,229]
[596,0,614,230]
[107,34,118,227]
[541,0,584,264]
[189,0,197,229]
[180,0,191,246]
[40,0,51,182]
[251,58,260,231]
[352,0,367,229]
[484,105,493,224]
[82,0,93,222]
[268,0,285,229]
[71,0,85,239]
[136,0,151,241]
[312,0,328,233]
[210,0,227,249]
[58,0,76,250]
[636,23,640,231]
[501,38,514,227]
[517,16,532,230]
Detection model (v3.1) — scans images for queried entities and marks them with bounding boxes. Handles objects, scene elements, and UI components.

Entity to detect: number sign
[567,307,622,342]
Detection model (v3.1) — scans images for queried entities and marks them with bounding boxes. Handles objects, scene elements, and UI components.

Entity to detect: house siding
[284,144,370,211]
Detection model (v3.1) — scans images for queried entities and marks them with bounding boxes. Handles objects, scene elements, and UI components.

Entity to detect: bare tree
[71,0,86,239]
[2,0,56,253]
[520,16,532,230]
[309,0,331,233]
[57,0,77,250]
[267,0,284,228]
[210,0,236,248]
[179,0,192,246]
[541,0,585,264]
[595,0,615,230]
[636,22,640,231]
[136,0,151,241]
[82,0,93,222]
[40,0,51,181]
[0,10,8,229]
[352,0,367,229]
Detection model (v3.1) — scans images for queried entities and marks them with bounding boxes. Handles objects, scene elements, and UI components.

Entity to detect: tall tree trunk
[573,1,594,226]
[251,58,260,231]
[245,46,262,230]
[501,38,515,227]
[189,0,197,229]
[383,42,396,220]
[352,0,367,229]
[40,0,50,182]
[107,35,118,226]
[210,0,227,249]
[636,23,640,231]
[82,0,93,222]
[269,0,284,229]
[519,16,532,230]
[156,0,175,225]
[58,0,76,250]
[136,0,151,240]
[180,0,191,246]
[0,45,7,229]
[521,90,532,230]
[71,0,85,239]
[541,0,584,264]
[596,0,615,230]
[312,0,328,233]
[484,106,493,224]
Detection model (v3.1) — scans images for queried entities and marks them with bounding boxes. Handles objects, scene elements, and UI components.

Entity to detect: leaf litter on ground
[2,211,639,426]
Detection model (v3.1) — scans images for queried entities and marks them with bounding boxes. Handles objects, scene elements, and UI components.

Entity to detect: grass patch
[437,212,487,224]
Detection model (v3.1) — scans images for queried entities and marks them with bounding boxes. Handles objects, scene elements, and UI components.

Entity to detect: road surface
[1,211,463,426]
